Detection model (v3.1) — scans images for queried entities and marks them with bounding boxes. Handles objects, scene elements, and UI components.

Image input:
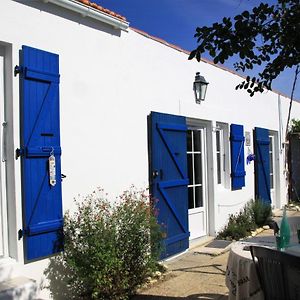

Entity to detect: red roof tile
[76,0,127,22]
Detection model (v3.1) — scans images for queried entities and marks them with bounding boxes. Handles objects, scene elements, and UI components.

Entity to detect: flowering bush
[47,186,162,300]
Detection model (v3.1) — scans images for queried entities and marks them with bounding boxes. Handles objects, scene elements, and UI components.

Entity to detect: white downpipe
[278,94,283,153]
[41,0,129,30]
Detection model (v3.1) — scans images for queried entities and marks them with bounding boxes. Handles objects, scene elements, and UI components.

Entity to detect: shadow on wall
[0,278,37,300]
[44,255,76,300]
[44,257,229,300]
[132,294,228,299]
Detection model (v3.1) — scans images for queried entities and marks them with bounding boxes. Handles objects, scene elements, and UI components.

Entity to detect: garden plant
[45,186,163,300]
[217,199,272,241]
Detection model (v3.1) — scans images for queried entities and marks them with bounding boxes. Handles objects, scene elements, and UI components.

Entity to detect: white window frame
[215,123,230,188]
[0,48,8,258]
[216,128,224,185]
[269,135,275,190]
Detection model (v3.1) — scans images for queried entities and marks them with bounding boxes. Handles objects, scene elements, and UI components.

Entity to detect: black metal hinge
[15,148,24,160]
[18,229,24,240]
[14,65,22,77]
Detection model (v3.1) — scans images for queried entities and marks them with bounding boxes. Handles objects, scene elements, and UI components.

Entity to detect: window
[216,126,226,185]
[187,129,204,209]
[216,129,223,184]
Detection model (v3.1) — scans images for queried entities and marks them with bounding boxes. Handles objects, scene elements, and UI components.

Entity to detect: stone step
[0,277,37,300]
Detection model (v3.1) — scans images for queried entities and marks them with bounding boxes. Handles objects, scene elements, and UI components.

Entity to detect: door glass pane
[187,130,192,152]
[269,152,273,174]
[187,154,193,185]
[194,154,202,184]
[195,186,203,208]
[270,174,274,189]
[217,153,221,184]
[188,187,194,209]
[216,130,220,151]
[194,130,201,152]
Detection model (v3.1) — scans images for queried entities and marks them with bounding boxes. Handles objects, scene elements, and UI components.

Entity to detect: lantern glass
[193,72,209,103]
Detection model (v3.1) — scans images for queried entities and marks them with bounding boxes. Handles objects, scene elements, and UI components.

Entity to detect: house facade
[0,0,299,298]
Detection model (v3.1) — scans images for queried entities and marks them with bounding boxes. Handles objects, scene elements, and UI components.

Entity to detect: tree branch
[285,64,300,140]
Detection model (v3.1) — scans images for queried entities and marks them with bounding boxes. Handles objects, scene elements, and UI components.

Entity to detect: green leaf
[209,48,216,57]
[189,0,300,97]
[234,14,243,21]
[242,11,250,18]
[188,50,197,60]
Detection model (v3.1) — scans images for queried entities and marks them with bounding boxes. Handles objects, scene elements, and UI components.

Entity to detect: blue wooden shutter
[254,127,271,203]
[149,111,189,258]
[19,46,63,261]
[230,124,246,190]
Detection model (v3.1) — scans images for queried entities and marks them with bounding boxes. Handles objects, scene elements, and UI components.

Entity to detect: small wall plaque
[245,131,251,146]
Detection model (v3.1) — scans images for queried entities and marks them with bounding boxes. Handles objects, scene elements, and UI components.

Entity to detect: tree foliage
[189,0,300,96]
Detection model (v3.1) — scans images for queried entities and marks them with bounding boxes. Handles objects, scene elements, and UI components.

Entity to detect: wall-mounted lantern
[193,72,209,103]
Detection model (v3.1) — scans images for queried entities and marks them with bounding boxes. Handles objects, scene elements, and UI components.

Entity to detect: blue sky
[95,0,299,100]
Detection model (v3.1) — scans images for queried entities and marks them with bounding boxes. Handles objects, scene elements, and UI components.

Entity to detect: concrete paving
[133,208,300,300]
[134,243,230,300]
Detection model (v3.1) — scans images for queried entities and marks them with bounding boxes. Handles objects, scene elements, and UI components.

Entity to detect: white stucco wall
[1,0,300,297]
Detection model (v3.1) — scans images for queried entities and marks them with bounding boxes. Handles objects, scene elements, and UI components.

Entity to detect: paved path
[134,250,229,300]
[133,209,300,300]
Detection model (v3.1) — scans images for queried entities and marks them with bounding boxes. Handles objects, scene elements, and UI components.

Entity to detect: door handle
[152,169,163,180]
[152,170,159,179]
[2,121,7,162]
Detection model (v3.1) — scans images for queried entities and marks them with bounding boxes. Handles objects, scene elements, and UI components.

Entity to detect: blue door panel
[254,127,271,203]
[230,124,246,189]
[149,111,189,258]
[19,45,63,261]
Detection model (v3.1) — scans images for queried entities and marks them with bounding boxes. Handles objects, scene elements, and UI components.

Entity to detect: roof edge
[42,0,129,30]
[130,27,298,102]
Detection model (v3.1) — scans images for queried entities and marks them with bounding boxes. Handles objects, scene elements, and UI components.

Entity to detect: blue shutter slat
[25,68,60,83]
[19,45,63,261]
[254,127,271,203]
[26,146,62,157]
[28,219,63,236]
[165,232,190,245]
[230,124,246,190]
[159,179,190,188]
[157,123,187,131]
[150,111,189,258]
[158,182,188,233]
[157,122,188,179]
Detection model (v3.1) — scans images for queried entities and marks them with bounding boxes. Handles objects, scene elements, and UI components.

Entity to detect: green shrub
[217,199,272,241]
[217,204,256,241]
[290,118,300,133]
[49,186,162,300]
[249,198,272,227]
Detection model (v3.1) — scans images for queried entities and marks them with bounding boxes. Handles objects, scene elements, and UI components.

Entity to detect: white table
[225,236,300,300]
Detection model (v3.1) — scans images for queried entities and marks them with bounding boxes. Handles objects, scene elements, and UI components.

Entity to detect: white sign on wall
[245,131,251,146]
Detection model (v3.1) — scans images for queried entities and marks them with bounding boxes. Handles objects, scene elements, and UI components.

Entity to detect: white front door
[0,49,8,258]
[187,128,207,240]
